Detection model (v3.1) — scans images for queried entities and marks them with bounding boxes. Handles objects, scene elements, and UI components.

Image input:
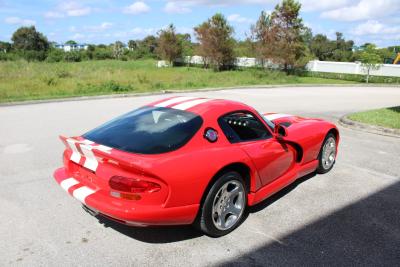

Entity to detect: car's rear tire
[195,171,247,237]
[316,133,337,174]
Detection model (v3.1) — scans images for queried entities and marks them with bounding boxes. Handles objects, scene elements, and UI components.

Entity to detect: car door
[218,111,296,186]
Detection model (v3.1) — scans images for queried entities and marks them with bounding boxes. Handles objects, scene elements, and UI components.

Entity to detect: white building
[55,43,89,52]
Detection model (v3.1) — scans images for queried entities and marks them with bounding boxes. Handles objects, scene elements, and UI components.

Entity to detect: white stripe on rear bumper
[264,113,292,121]
[154,96,197,107]
[72,186,96,204]
[80,144,98,172]
[66,139,81,163]
[172,98,211,110]
[80,139,94,145]
[92,144,112,154]
[60,178,79,192]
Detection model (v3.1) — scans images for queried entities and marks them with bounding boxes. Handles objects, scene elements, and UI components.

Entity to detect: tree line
[0,0,398,72]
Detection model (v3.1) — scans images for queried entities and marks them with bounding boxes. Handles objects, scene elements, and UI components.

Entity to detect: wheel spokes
[321,137,336,169]
[212,180,245,231]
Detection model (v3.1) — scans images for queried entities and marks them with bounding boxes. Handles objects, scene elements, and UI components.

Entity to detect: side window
[218,112,272,143]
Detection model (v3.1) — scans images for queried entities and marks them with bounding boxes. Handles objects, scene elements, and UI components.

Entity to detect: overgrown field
[0,59,356,103]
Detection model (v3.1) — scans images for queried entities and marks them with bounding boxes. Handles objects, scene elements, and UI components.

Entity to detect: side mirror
[274,124,288,139]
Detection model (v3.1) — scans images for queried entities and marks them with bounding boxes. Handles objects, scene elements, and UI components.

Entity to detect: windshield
[84,106,203,154]
[257,111,275,129]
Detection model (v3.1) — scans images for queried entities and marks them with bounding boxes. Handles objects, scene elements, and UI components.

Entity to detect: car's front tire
[317,133,337,174]
[196,171,247,237]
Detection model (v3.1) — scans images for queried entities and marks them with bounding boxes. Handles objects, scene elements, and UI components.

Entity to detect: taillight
[109,176,161,193]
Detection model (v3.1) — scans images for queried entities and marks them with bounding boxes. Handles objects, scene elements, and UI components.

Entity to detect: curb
[1,83,399,107]
[339,115,400,138]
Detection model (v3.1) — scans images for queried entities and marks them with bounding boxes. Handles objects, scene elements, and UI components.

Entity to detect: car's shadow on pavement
[249,172,316,214]
[92,172,317,244]
[248,172,317,213]
[219,180,400,266]
[95,215,203,243]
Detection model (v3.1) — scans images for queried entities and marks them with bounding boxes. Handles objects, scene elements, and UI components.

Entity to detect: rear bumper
[53,167,199,226]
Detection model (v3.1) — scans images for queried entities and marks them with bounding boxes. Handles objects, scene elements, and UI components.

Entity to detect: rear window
[83,106,203,154]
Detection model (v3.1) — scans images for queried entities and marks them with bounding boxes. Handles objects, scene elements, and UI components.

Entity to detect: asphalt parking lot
[1,86,399,266]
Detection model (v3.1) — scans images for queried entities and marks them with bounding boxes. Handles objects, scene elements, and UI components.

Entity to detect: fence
[182,56,278,68]
[306,60,400,77]
[158,57,400,77]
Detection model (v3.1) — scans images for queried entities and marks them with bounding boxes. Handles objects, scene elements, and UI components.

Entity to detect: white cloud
[321,0,400,21]
[299,0,350,12]
[59,2,92,17]
[84,22,113,32]
[351,20,400,36]
[164,2,191,14]
[4,16,36,26]
[113,32,128,38]
[165,0,268,6]
[227,14,254,24]
[131,27,156,35]
[67,8,91,16]
[72,33,85,40]
[44,11,64,19]
[163,0,355,14]
[45,1,92,19]
[176,26,193,34]
[163,0,348,10]
[106,27,157,39]
[124,1,151,14]
[165,0,394,17]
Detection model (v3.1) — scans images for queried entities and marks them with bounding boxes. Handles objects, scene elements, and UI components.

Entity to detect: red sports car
[54,96,339,237]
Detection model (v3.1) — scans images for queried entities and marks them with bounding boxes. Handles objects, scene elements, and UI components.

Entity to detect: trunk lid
[60,135,160,187]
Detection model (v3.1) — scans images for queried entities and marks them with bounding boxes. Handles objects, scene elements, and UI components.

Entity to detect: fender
[275,118,338,164]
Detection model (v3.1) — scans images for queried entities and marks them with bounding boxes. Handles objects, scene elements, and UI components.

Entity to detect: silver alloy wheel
[321,136,336,170]
[212,180,245,231]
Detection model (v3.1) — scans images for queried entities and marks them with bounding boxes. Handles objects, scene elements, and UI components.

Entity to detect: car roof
[147,96,253,117]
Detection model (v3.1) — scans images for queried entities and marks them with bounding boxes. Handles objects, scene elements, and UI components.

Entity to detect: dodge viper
[53,96,339,237]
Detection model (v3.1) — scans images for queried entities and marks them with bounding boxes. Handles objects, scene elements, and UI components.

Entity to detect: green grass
[0,59,357,103]
[303,71,400,84]
[349,107,400,129]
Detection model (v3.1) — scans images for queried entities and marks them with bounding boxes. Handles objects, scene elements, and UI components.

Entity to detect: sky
[1,0,400,47]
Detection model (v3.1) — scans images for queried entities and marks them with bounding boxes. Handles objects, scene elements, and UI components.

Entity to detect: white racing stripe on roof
[60,178,79,192]
[264,113,292,121]
[72,186,96,204]
[172,98,211,110]
[154,96,197,107]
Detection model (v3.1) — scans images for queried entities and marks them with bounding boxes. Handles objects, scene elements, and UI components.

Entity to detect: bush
[124,48,157,60]
[0,52,19,61]
[137,74,149,84]
[64,51,82,62]
[102,80,133,92]
[80,50,89,61]
[56,69,72,78]
[300,71,400,84]
[17,50,47,61]
[93,48,113,60]
[76,81,134,95]
[46,49,65,62]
